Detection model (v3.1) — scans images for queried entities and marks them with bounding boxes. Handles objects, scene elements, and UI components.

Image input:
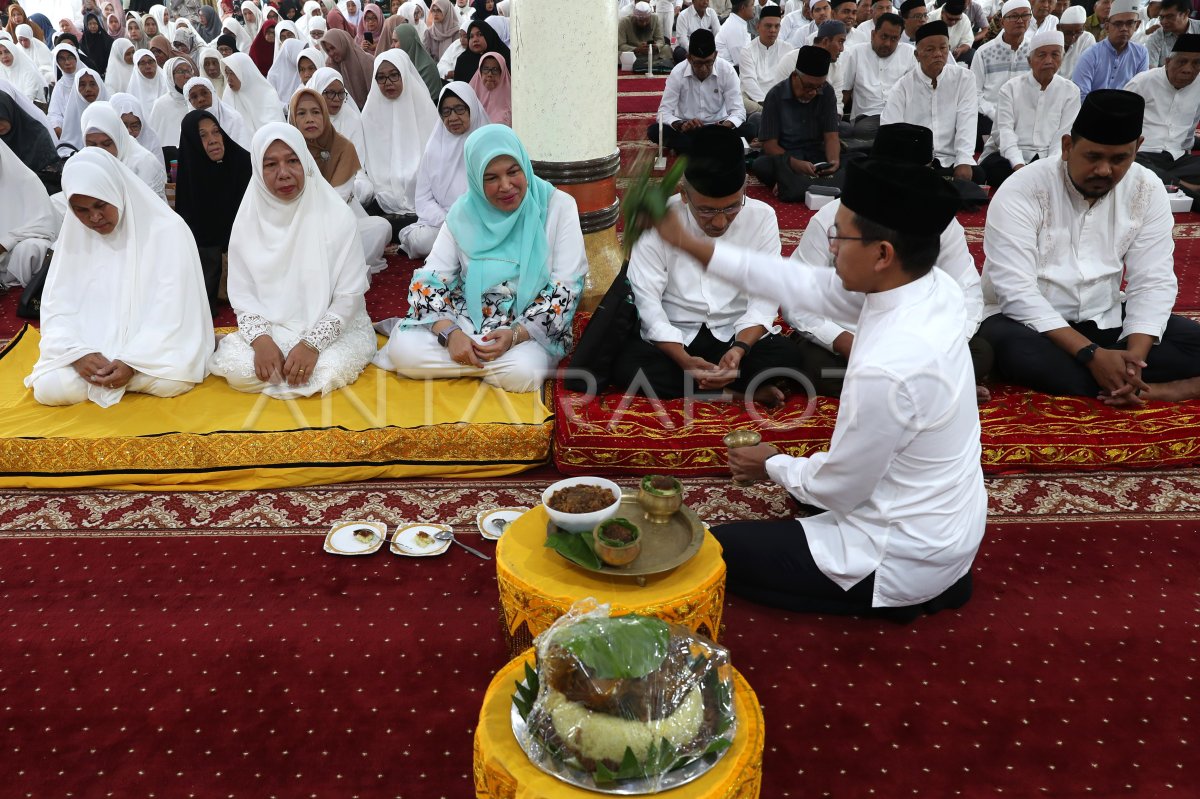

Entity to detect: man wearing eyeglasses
[899,0,928,43]
[971,0,1032,150]
[650,29,754,153]
[1072,0,1148,100]
[614,125,804,406]
[1144,0,1200,67]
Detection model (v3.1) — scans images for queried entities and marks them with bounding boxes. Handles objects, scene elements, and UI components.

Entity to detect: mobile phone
[364,31,374,43]
[812,161,833,173]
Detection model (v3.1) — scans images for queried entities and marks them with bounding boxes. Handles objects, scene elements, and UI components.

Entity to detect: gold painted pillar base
[579,227,624,313]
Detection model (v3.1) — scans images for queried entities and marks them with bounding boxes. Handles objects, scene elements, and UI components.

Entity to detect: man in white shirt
[647,156,985,621]
[1127,33,1200,200]
[898,0,929,43]
[979,28,1080,187]
[1056,4,1096,77]
[741,6,797,112]
[930,0,975,61]
[673,0,723,61]
[844,0,897,47]
[615,125,803,404]
[1024,0,1058,40]
[972,0,1032,149]
[979,89,1200,405]
[881,20,983,182]
[790,122,992,400]
[841,13,915,139]
[716,0,756,67]
[650,30,756,150]
[781,0,830,46]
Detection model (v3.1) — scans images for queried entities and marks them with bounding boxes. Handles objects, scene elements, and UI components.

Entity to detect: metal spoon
[435,530,491,560]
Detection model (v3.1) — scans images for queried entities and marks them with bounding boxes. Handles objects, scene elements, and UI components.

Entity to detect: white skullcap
[1109,0,1139,15]
[634,0,652,12]
[1001,0,1031,15]
[1030,28,1065,49]
[1058,4,1086,23]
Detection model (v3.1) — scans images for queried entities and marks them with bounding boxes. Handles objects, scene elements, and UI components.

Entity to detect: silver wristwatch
[436,324,461,348]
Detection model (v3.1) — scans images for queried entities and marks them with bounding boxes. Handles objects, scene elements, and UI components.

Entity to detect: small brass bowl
[592,518,642,567]
[638,475,683,524]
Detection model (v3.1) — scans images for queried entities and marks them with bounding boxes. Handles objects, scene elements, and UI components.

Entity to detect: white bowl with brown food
[542,477,624,533]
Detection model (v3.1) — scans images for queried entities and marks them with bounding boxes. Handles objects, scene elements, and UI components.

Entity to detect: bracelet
[512,325,526,346]
[729,341,751,354]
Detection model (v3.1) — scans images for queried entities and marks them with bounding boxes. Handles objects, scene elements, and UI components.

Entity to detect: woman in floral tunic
[373,124,588,394]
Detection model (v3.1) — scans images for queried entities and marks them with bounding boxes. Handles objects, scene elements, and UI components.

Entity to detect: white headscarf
[18,25,55,81]
[80,100,167,199]
[240,2,263,39]
[485,15,510,46]
[222,52,284,132]
[196,45,226,96]
[125,48,169,110]
[267,38,305,101]
[0,138,59,266]
[358,49,437,213]
[415,81,488,226]
[60,67,111,149]
[306,16,328,40]
[147,5,170,33]
[110,91,163,156]
[183,75,251,149]
[227,123,367,337]
[295,45,326,79]
[395,2,428,39]
[297,0,324,35]
[104,38,135,95]
[338,0,364,30]
[0,38,48,103]
[274,20,308,52]
[24,147,214,407]
[222,18,253,51]
[307,65,364,163]
[148,55,193,147]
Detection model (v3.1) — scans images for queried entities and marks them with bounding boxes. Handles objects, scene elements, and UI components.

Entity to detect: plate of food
[477,507,529,540]
[324,520,389,556]
[511,603,736,794]
[391,523,451,557]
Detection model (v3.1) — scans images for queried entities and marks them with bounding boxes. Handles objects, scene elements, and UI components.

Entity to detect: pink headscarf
[468,51,509,126]
[355,2,383,45]
[325,6,356,35]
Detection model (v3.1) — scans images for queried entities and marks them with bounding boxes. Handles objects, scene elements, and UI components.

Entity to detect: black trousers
[975,113,993,156]
[751,154,846,202]
[932,160,987,185]
[364,199,414,242]
[711,519,974,623]
[611,325,806,400]
[979,152,1040,191]
[979,311,1200,396]
[196,244,225,315]
[646,121,759,155]
[1136,151,1200,210]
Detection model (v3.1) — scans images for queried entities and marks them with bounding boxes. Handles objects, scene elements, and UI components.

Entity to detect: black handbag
[36,143,78,196]
[562,260,640,394]
[17,247,53,320]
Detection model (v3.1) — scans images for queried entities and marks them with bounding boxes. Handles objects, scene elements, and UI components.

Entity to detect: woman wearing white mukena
[0,138,58,289]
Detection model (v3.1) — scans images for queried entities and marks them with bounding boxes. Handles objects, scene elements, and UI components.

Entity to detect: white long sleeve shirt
[1058,31,1095,79]
[674,5,722,51]
[740,37,797,102]
[930,6,975,52]
[981,158,1177,340]
[780,10,814,48]
[982,71,1079,166]
[629,195,782,344]
[841,41,916,117]
[791,198,984,348]
[715,14,753,67]
[881,62,977,168]
[657,56,747,126]
[708,243,987,608]
[1126,66,1200,159]
[971,33,1032,119]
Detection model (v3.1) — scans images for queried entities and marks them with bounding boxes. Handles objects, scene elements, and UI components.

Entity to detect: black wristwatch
[1074,343,1099,365]
[729,341,752,354]
[436,324,461,348]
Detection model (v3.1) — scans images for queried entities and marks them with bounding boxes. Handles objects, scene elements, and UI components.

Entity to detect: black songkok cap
[1070,89,1144,145]
[684,125,747,197]
[759,4,784,17]
[1172,32,1200,52]
[842,159,959,236]
[942,0,965,12]
[870,123,934,165]
[915,20,949,40]
[899,0,926,15]
[689,28,717,57]
[795,45,832,76]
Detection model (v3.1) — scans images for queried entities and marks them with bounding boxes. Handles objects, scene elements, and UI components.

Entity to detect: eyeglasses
[691,195,745,219]
[322,89,346,101]
[479,65,501,76]
[439,103,470,118]
[828,223,872,244]
[1003,11,1032,19]
[172,66,192,75]
[374,69,401,84]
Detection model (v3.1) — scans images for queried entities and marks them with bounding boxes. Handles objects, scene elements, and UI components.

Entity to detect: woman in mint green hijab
[374,124,589,394]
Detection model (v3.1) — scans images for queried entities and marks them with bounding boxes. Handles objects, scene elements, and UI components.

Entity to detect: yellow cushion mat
[0,326,553,490]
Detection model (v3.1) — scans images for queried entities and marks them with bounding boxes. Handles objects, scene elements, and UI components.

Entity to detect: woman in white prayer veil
[81,100,168,201]
[357,48,437,230]
[274,19,308,50]
[25,147,213,408]
[0,38,48,103]
[0,139,59,289]
[183,75,250,148]
[16,24,55,83]
[125,49,169,111]
[148,55,195,147]
[267,37,305,101]
[397,81,488,259]
[59,66,110,150]
[240,2,263,39]
[47,42,85,135]
[222,51,284,132]
[306,16,328,43]
[103,38,135,94]
[297,0,324,36]
[222,18,253,51]
[306,66,366,195]
[196,45,226,96]
[208,123,376,399]
[295,45,325,84]
[110,91,163,158]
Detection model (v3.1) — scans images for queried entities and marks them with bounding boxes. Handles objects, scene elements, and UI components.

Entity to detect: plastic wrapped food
[511,600,736,794]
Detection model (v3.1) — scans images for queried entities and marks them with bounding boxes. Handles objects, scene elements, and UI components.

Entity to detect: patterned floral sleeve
[520,274,585,359]
[405,267,468,327]
[237,312,271,344]
[300,314,344,353]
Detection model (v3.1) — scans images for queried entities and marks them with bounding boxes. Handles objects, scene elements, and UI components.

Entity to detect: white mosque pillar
[510,0,621,311]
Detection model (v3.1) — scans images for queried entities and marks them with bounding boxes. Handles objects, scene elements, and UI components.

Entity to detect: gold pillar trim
[580,226,624,313]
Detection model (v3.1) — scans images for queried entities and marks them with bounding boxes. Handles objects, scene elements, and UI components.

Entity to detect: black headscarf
[215,33,238,53]
[80,12,113,78]
[175,109,252,249]
[278,0,302,21]
[0,90,58,172]
[453,20,509,85]
[471,0,496,20]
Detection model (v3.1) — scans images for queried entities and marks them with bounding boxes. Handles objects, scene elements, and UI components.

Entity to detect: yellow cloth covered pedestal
[495,505,726,655]
[473,650,764,799]
[0,326,553,490]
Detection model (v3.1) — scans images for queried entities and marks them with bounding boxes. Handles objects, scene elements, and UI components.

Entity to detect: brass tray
[547,494,705,581]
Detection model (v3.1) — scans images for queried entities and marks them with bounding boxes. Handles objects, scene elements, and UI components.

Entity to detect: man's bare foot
[976,385,991,404]
[1103,376,1200,407]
